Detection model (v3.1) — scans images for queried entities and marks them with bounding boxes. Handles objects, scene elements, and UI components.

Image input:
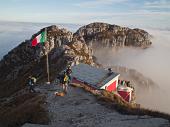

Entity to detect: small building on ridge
[71,63,120,92]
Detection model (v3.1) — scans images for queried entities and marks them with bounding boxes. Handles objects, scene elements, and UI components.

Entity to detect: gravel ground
[22,83,170,127]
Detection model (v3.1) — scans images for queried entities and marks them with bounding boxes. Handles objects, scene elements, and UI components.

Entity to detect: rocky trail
[22,82,170,127]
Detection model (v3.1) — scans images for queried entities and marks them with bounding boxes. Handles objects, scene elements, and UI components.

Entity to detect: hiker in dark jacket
[66,65,72,84]
[27,76,36,93]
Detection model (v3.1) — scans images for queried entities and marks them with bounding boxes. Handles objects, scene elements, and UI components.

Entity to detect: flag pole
[45,28,50,84]
[46,50,50,83]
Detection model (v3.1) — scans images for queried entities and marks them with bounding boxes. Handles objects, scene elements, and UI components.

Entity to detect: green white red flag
[32,31,46,46]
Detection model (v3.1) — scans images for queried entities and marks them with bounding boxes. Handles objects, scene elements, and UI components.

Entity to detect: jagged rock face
[50,38,94,71]
[46,25,73,50]
[74,22,152,48]
[67,36,94,65]
[0,25,94,98]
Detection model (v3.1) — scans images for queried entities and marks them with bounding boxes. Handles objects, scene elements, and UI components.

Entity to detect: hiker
[59,71,69,94]
[127,81,130,87]
[120,80,122,85]
[123,80,126,86]
[118,79,121,86]
[27,76,36,93]
[66,65,72,84]
[108,68,113,76]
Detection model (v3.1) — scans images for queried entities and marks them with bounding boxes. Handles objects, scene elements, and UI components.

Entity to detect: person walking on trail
[66,65,72,84]
[61,71,69,94]
[27,76,37,93]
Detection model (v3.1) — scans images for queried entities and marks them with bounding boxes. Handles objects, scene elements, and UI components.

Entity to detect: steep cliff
[0,25,94,98]
[74,22,152,48]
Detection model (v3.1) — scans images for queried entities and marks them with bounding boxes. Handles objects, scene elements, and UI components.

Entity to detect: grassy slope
[0,92,49,127]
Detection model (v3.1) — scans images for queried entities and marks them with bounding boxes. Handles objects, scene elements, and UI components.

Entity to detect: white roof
[72,63,119,89]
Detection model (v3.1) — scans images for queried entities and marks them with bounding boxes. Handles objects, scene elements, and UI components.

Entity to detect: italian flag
[32,31,46,46]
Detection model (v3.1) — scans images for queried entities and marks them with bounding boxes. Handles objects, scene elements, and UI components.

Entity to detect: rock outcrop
[0,25,94,98]
[74,22,152,48]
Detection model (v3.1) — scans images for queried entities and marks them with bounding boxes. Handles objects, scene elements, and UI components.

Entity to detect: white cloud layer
[74,0,129,7]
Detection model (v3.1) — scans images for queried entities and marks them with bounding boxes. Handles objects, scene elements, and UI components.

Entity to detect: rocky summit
[74,22,152,48]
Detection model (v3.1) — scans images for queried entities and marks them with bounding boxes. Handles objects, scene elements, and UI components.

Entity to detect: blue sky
[0,0,170,28]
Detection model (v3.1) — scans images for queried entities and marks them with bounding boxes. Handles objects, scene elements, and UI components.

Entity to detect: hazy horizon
[0,21,82,59]
[1,20,170,59]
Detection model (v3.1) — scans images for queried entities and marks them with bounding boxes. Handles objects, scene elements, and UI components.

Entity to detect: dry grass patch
[0,93,49,127]
[72,83,170,122]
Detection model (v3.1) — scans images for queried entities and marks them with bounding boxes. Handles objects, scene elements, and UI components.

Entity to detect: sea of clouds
[94,29,170,113]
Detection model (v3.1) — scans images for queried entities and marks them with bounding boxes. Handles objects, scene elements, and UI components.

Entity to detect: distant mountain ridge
[74,22,152,48]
